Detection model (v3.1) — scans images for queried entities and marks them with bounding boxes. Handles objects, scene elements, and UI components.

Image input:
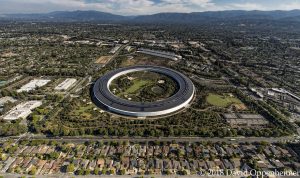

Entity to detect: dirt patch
[95,56,112,64]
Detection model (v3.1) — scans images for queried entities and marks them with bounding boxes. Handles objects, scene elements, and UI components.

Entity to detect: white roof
[0,96,17,106]
[17,79,51,93]
[55,78,77,91]
[3,100,42,120]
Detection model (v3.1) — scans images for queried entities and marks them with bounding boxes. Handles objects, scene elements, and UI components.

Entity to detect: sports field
[206,93,242,107]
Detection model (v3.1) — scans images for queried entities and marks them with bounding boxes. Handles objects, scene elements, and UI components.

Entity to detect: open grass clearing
[206,93,242,107]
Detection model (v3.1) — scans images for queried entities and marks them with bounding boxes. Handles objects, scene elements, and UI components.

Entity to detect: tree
[101,168,107,175]
[29,166,37,175]
[120,169,126,175]
[94,167,99,175]
[109,169,115,175]
[66,163,75,173]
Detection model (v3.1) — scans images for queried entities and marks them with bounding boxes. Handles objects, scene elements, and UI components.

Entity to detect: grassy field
[126,80,150,93]
[206,93,242,107]
[111,71,177,102]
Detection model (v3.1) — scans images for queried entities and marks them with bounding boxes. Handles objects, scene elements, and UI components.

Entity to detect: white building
[3,101,42,121]
[0,96,17,106]
[137,48,182,61]
[55,78,77,91]
[109,44,122,54]
[122,40,129,44]
[17,79,51,93]
[125,46,133,52]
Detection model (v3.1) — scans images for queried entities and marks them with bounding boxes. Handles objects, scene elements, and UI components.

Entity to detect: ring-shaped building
[92,65,195,117]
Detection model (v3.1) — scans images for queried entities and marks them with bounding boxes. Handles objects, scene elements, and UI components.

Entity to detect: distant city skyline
[0,0,300,15]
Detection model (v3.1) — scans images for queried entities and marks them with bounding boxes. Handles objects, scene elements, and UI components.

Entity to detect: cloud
[279,2,300,10]
[224,3,266,11]
[0,0,299,15]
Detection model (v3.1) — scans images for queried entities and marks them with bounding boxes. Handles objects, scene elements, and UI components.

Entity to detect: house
[231,158,241,170]
[225,147,234,157]
[105,158,114,170]
[292,162,300,172]
[163,159,172,171]
[257,160,268,169]
[131,146,139,157]
[100,146,110,156]
[40,160,54,175]
[263,147,273,157]
[209,146,218,155]
[198,160,207,170]
[154,159,163,170]
[147,146,154,157]
[214,159,225,170]
[186,147,193,157]
[21,157,33,169]
[107,146,116,156]
[233,146,245,158]
[127,166,138,175]
[172,160,181,171]
[278,147,291,157]
[139,145,147,157]
[181,160,190,170]
[1,157,16,173]
[113,161,121,170]
[97,159,105,169]
[146,158,155,170]
[222,159,234,169]
[45,146,55,154]
[270,146,281,156]
[270,159,285,169]
[73,159,81,170]
[241,163,253,172]
[36,160,47,174]
[138,159,146,170]
[153,146,161,156]
[39,145,49,154]
[162,146,169,157]
[193,146,202,157]
[9,157,23,170]
[80,159,89,169]
[23,147,34,155]
[206,161,218,170]
[88,160,96,171]
[124,146,131,157]
[121,157,130,169]
[215,145,226,156]
[189,159,199,171]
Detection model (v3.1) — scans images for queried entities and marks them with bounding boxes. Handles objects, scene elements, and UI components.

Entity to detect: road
[0,134,296,144]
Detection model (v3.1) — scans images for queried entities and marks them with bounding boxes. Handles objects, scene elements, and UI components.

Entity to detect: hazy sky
[0,0,300,15]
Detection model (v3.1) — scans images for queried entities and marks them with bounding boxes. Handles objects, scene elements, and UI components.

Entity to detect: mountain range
[1,10,300,23]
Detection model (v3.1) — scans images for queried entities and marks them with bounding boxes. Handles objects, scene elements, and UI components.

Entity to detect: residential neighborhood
[0,140,299,176]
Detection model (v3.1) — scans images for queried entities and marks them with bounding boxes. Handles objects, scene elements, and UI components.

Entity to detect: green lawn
[206,93,242,107]
[124,80,151,94]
